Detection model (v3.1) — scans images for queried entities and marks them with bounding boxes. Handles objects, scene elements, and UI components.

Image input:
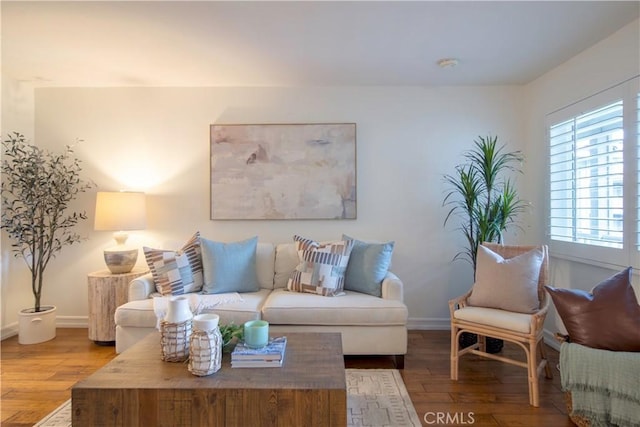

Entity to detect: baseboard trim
[1,323,18,341]
[407,317,450,330]
[1,316,88,340]
[57,316,89,328]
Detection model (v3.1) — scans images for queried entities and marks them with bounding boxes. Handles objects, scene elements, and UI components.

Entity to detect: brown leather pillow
[545,267,640,352]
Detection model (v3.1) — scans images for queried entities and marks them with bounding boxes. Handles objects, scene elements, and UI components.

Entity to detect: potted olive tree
[1,132,94,344]
[443,135,527,353]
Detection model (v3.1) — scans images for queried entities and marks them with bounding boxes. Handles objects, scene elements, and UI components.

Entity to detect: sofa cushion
[468,244,543,314]
[201,289,270,326]
[287,235,354,297]
[115,289,271,329]
[143,232,204,296]
[262,289,408,326]
[255,242,276,290]
[343,234,394,297]
[201,236,259,294]
[274,243,298,289]
[114,299,159,328]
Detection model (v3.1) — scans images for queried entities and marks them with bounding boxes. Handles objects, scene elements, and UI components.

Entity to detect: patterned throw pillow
[287,235,354,297]
[143,232,204,296]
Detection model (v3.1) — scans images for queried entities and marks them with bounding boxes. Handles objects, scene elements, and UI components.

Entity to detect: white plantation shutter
[546,77,639,268]
[549,100,624,248]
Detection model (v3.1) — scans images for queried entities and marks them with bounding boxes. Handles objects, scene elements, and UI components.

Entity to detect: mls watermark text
[423,412,475,425]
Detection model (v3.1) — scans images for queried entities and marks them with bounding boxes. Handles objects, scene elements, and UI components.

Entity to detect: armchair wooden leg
[539,341,553,379]
[451,325,459,380]
[394,355,405,369]
[528,341,540,407]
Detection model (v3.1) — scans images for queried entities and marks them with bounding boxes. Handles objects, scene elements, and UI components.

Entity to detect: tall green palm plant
[443,135,527,272]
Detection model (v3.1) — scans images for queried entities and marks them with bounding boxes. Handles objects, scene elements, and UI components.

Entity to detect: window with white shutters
[546,77,639,268]
[549,101,624,249]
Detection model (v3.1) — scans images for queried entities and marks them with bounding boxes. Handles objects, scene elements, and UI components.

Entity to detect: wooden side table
[87,267,148,345]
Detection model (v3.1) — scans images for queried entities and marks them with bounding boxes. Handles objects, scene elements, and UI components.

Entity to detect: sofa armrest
[381,271,404,302]
[129,273,155,301]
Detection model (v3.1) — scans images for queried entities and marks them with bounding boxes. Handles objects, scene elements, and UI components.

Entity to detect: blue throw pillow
[200,236,259,294]
[342,234,394,297]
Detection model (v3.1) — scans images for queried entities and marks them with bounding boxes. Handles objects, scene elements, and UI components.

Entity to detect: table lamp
[94,191,146,274]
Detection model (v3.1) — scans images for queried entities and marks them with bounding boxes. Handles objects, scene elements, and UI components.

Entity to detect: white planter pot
[18,305,57,345]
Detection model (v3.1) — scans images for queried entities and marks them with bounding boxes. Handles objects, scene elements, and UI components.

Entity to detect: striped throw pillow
[144,232,204,296]
[287,235,354,297]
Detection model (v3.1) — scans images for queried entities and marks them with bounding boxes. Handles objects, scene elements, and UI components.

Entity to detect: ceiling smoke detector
[437,58,459,68]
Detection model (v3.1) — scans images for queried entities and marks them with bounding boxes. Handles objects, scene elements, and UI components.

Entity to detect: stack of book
[231,336,287,368]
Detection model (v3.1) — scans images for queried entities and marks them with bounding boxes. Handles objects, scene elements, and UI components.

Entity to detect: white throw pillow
[468,244,543,314]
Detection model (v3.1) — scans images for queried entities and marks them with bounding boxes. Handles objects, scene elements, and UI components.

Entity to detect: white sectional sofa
[114,242,408,367]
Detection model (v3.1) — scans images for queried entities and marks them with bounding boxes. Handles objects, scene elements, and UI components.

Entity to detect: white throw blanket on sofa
[152,293,244,329]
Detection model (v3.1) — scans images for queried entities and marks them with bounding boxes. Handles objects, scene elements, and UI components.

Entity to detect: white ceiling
[2,1,639,88]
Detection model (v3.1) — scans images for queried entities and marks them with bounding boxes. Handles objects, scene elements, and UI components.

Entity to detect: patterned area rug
[346,369,422,427]
[36,368,421,427]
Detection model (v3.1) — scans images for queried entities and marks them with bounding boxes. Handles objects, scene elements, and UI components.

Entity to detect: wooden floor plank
[1,329,571,426]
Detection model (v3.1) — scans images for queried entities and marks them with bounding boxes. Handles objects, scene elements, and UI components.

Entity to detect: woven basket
[188,328,222,376]
[160,319,192,362]
[564,391,591,427]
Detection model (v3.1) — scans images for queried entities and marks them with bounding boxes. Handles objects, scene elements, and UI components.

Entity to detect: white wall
[523,19,640,338]
[1,76,36,338]
[1,78,35,138]
[1,85,526,333]
[2,18,637,339]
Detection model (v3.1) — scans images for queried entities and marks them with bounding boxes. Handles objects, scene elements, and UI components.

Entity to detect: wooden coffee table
[72,332,346,426]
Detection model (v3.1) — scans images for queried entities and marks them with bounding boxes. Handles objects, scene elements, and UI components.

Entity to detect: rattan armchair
[449,243,553,407]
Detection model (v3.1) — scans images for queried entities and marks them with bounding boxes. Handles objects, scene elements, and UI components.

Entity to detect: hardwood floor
[1,329,573,427]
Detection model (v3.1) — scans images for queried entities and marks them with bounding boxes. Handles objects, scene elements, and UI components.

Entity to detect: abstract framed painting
[210,123,356,220]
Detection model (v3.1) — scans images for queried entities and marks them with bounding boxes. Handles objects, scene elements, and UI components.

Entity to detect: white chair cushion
[262,289,407,326]
[453,306,532,334]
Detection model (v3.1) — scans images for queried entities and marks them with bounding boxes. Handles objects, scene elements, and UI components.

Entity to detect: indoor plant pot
[18,306,57,345]
[1,132,93,344]
[459,332,504,354]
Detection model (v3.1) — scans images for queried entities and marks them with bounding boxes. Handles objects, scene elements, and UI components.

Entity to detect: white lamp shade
[94,191,147,231]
